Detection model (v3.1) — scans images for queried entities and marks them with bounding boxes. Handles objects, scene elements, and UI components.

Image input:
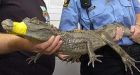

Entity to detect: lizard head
[1,17,59,35]
[22,17,59,35]
[1,17,59,41]
[1,19,13,33]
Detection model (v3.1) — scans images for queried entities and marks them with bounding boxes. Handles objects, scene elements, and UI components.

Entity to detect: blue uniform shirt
[59,0,140,45]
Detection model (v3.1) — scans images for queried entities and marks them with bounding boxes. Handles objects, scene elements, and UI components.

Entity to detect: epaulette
[63,0,70,7]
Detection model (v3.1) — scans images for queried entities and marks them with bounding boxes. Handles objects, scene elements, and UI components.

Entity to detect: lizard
[1,17,140,74]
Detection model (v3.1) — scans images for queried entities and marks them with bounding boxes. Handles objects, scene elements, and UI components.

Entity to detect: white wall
[43,0,80,75]
[44,0,63,28]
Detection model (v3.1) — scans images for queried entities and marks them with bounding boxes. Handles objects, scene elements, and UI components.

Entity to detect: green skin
[1,17,140,75]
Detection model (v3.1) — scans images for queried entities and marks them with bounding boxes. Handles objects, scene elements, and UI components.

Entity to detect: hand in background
[113,27,124,42]
[130,25,140,44]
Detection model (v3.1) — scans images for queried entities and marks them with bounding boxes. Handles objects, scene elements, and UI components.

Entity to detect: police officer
[0,0,62,75]
[59,0,140,75]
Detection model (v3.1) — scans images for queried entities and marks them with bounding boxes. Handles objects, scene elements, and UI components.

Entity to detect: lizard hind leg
[101,32,140,75]
[122,55,140,75]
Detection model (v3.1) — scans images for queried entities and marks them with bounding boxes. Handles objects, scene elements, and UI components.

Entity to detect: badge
[63,0,70,7]
[40,6,50,23]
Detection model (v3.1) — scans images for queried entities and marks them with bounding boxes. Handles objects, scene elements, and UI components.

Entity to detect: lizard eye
[30,17,40,24]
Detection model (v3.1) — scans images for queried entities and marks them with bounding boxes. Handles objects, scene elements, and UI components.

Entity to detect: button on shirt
[59,0,140,45]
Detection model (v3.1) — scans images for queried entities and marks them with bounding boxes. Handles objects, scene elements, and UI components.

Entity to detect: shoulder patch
[63,0,70,7]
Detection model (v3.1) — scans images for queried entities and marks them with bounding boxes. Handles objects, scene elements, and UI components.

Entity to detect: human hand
[56,52,81,62]
[32,35,63,55]
[56,52,69,61]
[130,25,140,44]
[113,27,124,41]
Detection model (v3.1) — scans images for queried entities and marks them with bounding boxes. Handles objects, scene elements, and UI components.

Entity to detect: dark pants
[0,52,55,75]
[80,44,140,75]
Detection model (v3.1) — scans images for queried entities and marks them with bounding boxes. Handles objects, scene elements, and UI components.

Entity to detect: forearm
[135,14,140,26]
[0,33,35,54]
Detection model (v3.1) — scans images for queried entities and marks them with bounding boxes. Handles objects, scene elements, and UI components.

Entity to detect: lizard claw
[122,55,140,75]
[26,56,37,64]
[26,53,42,64]
[88,54,103,67]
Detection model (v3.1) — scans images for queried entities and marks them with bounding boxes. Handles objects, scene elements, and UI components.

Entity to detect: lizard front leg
[87,41,103,67]
[26,53,42,64]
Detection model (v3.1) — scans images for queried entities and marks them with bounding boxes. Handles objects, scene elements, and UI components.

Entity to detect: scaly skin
[1,17,140,74]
